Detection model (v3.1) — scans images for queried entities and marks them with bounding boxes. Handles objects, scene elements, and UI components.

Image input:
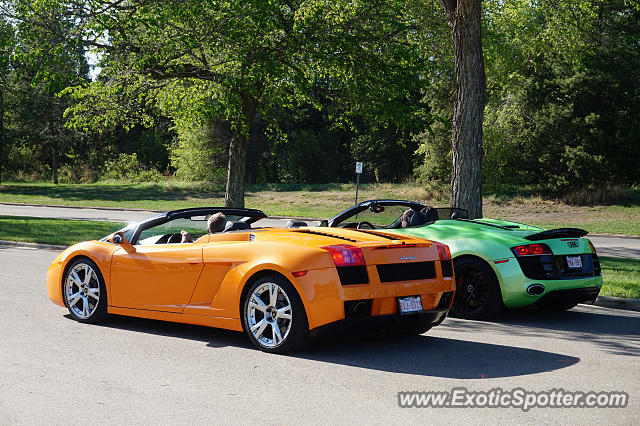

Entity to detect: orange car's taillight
[435,243,451,261]
[322,244,366,267]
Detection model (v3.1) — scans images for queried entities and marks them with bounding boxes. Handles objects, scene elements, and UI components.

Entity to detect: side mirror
[111,231,136,253]
[319,220,329,227]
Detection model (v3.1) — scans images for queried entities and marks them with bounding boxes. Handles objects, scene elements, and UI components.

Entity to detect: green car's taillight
[511,243,552,257]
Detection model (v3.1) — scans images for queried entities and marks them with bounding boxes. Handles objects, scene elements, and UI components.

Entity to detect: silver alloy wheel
[246,282,293,348]
[64,263,100,319]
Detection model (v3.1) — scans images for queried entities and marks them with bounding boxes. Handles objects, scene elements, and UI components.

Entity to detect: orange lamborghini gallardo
[47,208,455,353]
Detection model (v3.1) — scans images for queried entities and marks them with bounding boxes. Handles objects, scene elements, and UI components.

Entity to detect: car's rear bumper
[492,258,602,308]
[293,266,455,330]
[533,286,601,307]
[309,308,449,338]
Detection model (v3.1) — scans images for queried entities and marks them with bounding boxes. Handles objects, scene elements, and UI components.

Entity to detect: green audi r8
[322,200,603,319]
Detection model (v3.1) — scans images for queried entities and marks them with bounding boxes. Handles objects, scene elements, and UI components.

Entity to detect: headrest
[224,221,250,232]
[422,206,438,222]
[286,219,308,228]
[408,211,427,227]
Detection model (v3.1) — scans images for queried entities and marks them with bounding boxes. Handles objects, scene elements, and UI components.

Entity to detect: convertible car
[324,200,603,320]
[47,207,455,353]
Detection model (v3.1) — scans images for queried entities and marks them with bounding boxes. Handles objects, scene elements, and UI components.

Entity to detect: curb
[589,233,640,240]
[589,296,640,312]
[0,202,322,222]
[0,239,67,251]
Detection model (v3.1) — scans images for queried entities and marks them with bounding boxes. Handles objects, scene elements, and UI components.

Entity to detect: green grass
[0,216,124,246]
[1,181,639,236]
[599,257,640,299]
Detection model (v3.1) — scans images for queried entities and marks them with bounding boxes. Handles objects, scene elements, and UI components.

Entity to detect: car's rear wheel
[242,275,309,353]
[450,257,502,320]
[63,258,108,323]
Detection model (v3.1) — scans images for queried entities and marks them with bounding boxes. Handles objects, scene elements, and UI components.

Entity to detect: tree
[3,0,90,183]
[61,0,425,206]
[0,16,13,184]
[437,0,485,218]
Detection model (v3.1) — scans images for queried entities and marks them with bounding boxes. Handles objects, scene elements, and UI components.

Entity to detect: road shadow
[444,306,640,357]
[79,314,579,379]
[293,333,579,379]
[67,314,253,349]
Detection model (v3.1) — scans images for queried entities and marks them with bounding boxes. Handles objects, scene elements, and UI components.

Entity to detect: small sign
[355,162,363,174]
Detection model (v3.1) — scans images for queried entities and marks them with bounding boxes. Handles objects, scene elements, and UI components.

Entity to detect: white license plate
[398,296,423,313]
[566,255,583,269]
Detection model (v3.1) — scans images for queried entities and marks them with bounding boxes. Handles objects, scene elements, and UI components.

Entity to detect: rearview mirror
[111,231,136,253]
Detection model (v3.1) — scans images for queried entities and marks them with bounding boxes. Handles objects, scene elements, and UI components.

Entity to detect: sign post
[354,162,363,205]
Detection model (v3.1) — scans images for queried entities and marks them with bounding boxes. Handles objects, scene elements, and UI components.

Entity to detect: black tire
[241,274,309,354]
[62,258,108,324]
[450,257,503,320]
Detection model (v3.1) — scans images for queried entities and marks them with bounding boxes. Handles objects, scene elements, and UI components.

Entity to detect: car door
[110,243,204,313]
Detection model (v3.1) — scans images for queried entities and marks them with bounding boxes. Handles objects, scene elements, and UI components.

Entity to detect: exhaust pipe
[527,284,545,296]
[344,299,372,319]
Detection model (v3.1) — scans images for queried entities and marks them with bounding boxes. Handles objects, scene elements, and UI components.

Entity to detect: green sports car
[323,199,603,319]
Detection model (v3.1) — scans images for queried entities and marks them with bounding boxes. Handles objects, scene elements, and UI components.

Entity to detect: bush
[169,120,228,183]
[101,153,163,182]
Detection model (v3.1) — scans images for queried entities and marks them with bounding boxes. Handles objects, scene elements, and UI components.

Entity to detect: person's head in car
[207,212,227,233]
[401,209,416,228]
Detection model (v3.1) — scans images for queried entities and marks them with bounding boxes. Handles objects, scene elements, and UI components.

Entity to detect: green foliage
[101,153,162,183]
[1,0,640,193]
[482,0,640,192]
[170,120,227,183]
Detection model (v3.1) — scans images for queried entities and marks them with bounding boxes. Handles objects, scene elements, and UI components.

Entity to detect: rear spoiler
[524,228,588,241]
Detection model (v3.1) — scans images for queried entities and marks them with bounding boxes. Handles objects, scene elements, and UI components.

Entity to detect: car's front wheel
[242,275,309,353]
[63,258,108,323]
[450,257,503,320]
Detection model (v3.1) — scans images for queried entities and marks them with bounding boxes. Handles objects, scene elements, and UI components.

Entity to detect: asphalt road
[1,203,638,258]
[0,246,638,424]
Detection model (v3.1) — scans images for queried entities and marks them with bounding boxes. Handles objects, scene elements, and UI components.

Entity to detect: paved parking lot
[0,246,638,424]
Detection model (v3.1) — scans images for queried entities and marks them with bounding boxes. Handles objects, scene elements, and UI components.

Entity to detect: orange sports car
[47,208,455,353]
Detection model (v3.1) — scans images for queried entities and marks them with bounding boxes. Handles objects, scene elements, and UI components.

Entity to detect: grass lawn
[0,216,125,246]
[599,256,640,299]
[0,215,637,298]
[0,181,639,236]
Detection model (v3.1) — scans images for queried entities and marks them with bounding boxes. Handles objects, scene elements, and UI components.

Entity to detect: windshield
[137,214,248,245]
[344,205,410,228]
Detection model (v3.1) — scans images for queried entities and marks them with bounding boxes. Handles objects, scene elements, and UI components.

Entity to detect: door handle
[186,258,201,264]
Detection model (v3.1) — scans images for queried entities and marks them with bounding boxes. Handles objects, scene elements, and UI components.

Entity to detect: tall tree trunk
[52,146,58,184]
[224,93,257,208]
[225,131,249,207]
[438,0,485,219]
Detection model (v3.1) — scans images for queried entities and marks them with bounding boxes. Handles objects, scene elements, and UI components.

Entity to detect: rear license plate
[398,296,423,313]
[566,255,583,269]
